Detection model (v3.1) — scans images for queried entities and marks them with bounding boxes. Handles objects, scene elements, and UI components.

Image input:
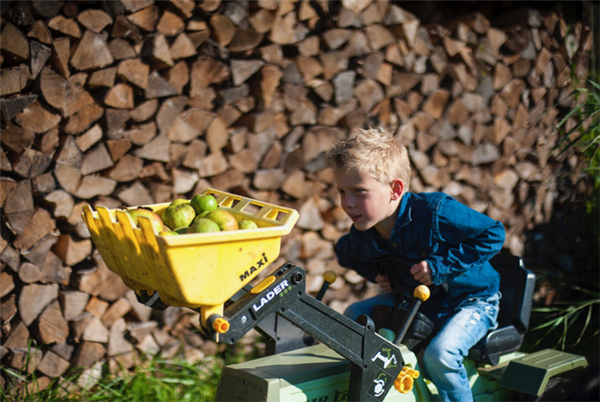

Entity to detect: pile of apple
[124,194,258,235]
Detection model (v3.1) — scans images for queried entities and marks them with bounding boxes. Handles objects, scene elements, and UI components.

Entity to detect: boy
[326,127,505,402]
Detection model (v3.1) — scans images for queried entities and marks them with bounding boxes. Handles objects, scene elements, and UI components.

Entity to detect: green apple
[239,220,258,230]
[188,218,220,233]
[162,203,196,230]
[190,194,218,215]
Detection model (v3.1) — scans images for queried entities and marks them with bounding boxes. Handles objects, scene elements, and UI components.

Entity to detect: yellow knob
[395,375,413,394]
[212,318,230,334]
[414,285,430,301]
[323,270,337,284]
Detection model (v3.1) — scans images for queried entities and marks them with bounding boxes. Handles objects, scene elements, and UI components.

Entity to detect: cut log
[48,15,81,38]
[190,58,230,97]
[52,234,92,266]
[128,121,157,146]
[155,90,184,125]
[104,139,130,164]
[145,71,178,99]
[29,41,52,81]
[129,99,158,122]
[89,67,117,88]
[1,124,35,154]
[81,144,114,175]
[28,20,53,45]
[210,15,236,46]
[70,30,114,71]
[1,23,30,62]
[170,33,197,60]
[157,10,185,36]
[127,5,159,32]
[171,0,195,18]
[4,180,34,215]
[75,124,103,152]
[146,33,174,68]
[0,271,16,298]
[77,9,113,33]
[14,208,56,251]
[36,299,69,344]
[37,351,70,378]
[0,64,31,96]
[229,29,265,53]
[18,283,59,326]
[82,317,110,343]
[104,83,135,109]
[165,61,189,94]
[109,38,137,60]
[64,103,105,134]
[50,37,71,78]
[59,290,90,321]
[108,155,144,182]
[108,318,135,357]
[70,341,106,368]
[101,298,131,328]
[6,347,43,373]
[75,175,117,199]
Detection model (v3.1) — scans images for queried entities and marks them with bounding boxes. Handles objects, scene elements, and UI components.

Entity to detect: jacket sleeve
[426,195,505,285]
[334,230,379,283]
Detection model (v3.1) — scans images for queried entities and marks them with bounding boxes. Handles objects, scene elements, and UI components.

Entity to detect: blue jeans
[344,292,501,402]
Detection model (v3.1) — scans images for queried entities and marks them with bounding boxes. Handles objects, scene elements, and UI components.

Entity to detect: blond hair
[327,127,411,189]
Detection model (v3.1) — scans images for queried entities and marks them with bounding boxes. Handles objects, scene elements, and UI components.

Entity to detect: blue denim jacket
[335,192,504,321]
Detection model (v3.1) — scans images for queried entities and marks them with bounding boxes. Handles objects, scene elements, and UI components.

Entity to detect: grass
[1,341,260,402]
[524,275,600,357]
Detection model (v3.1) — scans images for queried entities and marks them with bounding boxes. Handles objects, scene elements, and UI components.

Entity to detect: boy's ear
[390,179,404,200]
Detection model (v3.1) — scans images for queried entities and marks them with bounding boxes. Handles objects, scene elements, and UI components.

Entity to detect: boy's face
[333,168,403,239]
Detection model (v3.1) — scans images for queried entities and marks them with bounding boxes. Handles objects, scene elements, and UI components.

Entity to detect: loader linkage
[199,262,405,401]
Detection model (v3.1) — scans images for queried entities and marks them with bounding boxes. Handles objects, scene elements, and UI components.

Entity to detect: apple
[239,220,258,230]
[126,207,164,234]
[190,194,218,215]
[188,218,220,233]
[205,209,238,231]
[169,198,189,207]
[162,203,196,230]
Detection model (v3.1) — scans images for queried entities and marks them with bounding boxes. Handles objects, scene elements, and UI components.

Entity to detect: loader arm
[200,262,404,402]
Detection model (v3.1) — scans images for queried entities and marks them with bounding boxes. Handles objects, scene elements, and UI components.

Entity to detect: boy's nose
[342,196,354,209]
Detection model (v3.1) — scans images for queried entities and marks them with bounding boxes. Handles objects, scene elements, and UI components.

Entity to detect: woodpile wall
[0,0,594,393]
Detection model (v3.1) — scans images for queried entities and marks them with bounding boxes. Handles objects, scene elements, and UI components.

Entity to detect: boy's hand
[375,273,392,293]
[410,261,432,286]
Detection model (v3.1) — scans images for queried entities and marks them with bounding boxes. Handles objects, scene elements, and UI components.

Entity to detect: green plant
[553,77,600,248]
[0,341,261,402]
[527,281,600,354]
[526,76,600,359]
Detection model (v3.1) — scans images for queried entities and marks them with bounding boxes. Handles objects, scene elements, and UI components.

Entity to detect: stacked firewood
[0,0,593,393]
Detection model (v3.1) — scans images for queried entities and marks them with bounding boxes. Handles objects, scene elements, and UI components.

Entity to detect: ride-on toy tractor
[82,189,589,401]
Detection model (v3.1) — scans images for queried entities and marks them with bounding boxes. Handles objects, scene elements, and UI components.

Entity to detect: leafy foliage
[526,76,600,358]
[553,77,600,249]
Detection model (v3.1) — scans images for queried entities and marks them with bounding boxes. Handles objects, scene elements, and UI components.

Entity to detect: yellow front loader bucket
[82,188,299,323]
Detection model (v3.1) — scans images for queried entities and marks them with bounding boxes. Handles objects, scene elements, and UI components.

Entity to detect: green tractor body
[217,344,587,401]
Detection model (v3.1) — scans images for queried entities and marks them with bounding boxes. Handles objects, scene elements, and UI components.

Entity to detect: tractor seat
[468,254,536,366]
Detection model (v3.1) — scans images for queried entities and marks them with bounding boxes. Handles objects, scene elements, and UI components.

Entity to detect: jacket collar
[394,192,413,229]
